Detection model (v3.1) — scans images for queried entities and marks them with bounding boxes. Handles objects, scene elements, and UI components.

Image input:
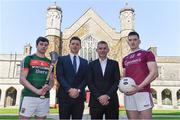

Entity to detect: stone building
[0,3,180,109]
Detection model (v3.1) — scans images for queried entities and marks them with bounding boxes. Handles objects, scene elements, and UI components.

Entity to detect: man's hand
[40,84,51,95]
[125,85,143,95]
[42,84,50,92]
[68,88,79,98]
[98,95,110,106]
[35,88,46,96]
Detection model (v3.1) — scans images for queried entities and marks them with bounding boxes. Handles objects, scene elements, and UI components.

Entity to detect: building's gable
[63,8,120,40]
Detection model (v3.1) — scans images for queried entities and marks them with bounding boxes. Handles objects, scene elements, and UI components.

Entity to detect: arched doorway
[151,88,157,104]
[4,87,17,107]
[162,89,172,105]
[177,89,180,106]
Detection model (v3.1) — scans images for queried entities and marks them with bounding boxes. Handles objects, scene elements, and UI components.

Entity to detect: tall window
[15,64,21,77]
[157,66,162,79]
[80,35,98,61]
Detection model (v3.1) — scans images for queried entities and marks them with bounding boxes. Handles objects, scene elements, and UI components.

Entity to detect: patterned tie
[73,55,77,73]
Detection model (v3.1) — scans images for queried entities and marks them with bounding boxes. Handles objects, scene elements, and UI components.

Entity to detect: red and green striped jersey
[21,54,51,98]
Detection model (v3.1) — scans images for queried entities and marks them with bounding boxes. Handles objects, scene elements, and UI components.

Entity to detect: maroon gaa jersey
[122,49,156,92]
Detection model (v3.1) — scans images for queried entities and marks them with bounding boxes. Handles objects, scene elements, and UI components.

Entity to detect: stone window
[80,35,98,62]
[15,64,21,77]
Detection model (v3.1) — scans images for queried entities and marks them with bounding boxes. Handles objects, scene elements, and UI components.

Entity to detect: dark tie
[73,55,77,73]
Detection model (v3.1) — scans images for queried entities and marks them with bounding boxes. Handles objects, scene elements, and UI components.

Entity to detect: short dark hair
[128,31,140,39]
[36,37,49,46]
[70,36,81,44]
[97,41,108,46]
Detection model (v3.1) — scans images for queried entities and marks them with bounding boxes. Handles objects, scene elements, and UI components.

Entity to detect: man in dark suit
[87,41,120,119]
[56,36,88,119]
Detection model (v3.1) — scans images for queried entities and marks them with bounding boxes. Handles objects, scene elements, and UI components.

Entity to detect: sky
[0,0,180,56]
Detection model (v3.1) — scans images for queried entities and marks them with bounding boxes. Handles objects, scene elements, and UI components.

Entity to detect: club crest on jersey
[137,53,141,56]
[130,54,135,59]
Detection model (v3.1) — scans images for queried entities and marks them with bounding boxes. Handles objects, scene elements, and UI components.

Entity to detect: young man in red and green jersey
[19,37,54,120]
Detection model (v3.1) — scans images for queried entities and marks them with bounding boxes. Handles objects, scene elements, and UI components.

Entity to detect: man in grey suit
[56,36,88,119]
[87,41,120,119]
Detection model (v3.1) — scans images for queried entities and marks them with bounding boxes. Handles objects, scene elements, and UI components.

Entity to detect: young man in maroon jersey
[122,31,158,119]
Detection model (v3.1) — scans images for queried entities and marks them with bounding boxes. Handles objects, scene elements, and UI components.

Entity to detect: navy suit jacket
[56,55,88,103]
[87,59,120,108]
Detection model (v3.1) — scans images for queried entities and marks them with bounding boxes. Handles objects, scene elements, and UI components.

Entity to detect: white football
[119,77,136,93]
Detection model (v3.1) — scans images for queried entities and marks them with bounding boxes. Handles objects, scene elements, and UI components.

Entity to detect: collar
[70,53,78,58]
[99,58,108,63]
[130,48,142,54]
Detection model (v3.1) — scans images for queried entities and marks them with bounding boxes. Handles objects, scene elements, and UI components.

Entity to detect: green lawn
[119,109,180,120]
[152,110,180,120]
[0,108,180,120]
[153,110,180,115]
[0,108,58,114]
[0,116,53,120]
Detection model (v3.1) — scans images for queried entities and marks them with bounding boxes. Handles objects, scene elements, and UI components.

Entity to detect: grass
[0,108,58,114]
[119,109,180,120]
[0,116,53,120]
[0,108,57,119]
[153,117,180,120]
[152,110,180,120]
[153,110,180,115]
[0,108,180,120]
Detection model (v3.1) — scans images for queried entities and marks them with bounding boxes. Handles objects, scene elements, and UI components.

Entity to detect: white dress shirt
[99,58,107,76]
[70,53,80,72]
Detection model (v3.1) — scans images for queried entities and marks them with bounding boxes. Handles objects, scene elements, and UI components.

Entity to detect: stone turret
[45,2,62,56]
[119,3,135,37]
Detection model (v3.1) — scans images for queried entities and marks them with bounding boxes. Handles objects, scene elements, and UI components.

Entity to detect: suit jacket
[56,55,88,103]
[87,58,120,108]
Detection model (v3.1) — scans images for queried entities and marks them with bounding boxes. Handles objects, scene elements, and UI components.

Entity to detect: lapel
[67,55,75,73]
[76,57,82,74]
[96,59,104,77]
[96,58,110,77]
[104,59,110,77]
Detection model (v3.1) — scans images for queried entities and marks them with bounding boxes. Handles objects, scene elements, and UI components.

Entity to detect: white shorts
[124,92,153,111]
[19,96,50,117]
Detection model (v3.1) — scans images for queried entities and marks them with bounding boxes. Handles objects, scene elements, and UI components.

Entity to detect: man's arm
[20,69,44,95]
[56,57,80,98]
[56,57,71,92]
[122,68,126,77]
[87,63,101,99]
[126,61,158,95]
[77,60,88,91]
[138,61,158,90]
[106,61,120,97]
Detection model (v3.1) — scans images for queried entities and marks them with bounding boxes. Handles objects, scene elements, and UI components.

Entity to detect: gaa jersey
[21,54,51,98]
[122,49,156,92]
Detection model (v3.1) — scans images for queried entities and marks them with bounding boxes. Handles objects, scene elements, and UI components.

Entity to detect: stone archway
[177,89,180,106]
[151,88,157,104]
[4,87,17,107]
[162,89,172,105]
